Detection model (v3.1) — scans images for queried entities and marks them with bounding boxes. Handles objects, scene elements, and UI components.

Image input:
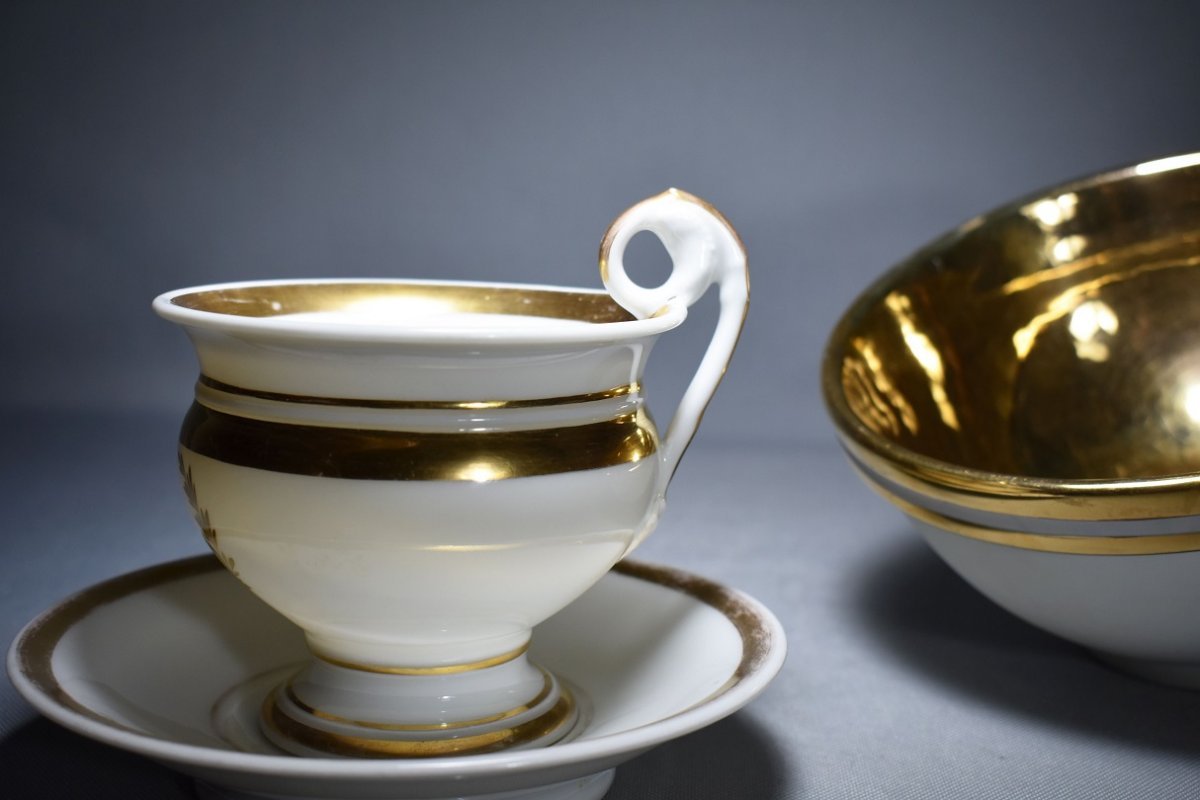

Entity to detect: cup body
[153,190,749,756]
[160,279,680,670]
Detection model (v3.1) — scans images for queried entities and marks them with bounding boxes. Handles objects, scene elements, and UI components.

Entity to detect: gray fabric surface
[3,410,1199,798]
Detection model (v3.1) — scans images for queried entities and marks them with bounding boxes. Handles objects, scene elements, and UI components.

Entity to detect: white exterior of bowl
[918,523,1200,682]
[854,457,1200,688]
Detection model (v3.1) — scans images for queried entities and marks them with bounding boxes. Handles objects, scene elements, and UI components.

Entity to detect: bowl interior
[828,157,1200,481]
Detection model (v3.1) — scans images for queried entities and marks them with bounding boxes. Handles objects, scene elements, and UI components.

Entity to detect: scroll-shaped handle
[600,188,749,495]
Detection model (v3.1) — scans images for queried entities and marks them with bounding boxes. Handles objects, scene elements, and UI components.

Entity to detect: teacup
[154,189,747,757]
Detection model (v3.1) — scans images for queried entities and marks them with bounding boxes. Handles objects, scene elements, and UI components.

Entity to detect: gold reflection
[841,337,918,438]
[458,460,509,483]
[1026,193,1079,227]
[1050,234,1087,264]
[1067,299,1119,362]
[1000,260,1091,297]
[1135,153,1200,176]
[337,295,459,323]
[823,153,1200,506]
[1011,258,1187,361]
[883,293,959,431]
[1184,384,1200,424]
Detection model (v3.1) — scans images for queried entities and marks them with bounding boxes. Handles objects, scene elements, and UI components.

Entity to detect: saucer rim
[8,554,786,783]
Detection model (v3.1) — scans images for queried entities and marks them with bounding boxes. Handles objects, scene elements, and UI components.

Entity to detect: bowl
[822,153,1200,689]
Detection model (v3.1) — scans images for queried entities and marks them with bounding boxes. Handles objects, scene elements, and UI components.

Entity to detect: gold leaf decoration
[178,451,238,576]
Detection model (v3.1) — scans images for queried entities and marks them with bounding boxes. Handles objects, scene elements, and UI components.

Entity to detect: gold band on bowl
[864,473,1200,555]
[844,438,1200,522]
[179,404,658,481]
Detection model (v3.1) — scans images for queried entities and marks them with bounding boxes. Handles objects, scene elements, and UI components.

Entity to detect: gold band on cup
[197,375,641,411]
[179,404,658,481]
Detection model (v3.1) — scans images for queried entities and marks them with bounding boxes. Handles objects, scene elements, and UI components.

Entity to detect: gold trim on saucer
[198,375,640,411]
[611,560,771,681]
[261,689,576,758]
[16,557,224,734]
[15,555,777,757]
[179,404,658,481]
[312,642,530,676]
[865,476,1200,555]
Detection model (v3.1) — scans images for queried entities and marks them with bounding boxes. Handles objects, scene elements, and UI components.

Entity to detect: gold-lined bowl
[822,153,1200,688]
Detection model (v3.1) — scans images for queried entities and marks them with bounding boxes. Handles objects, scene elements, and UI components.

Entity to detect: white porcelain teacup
[154,189,748,757]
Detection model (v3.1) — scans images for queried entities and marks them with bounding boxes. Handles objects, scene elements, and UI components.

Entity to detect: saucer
[8,555,786,800]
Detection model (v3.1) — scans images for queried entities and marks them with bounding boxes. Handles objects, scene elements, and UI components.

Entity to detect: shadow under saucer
[0,715,193,800]
[853,533,1200,756]
[0,710,790,800]
[608,713,789,800]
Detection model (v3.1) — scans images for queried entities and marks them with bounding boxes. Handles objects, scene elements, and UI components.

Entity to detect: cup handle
[599,188,749,494]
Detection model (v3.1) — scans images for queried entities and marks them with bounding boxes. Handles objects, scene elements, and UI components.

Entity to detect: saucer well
[8,555,786,800]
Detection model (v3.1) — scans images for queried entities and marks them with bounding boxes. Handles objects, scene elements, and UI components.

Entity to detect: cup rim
[821,151,1200,520]
[154,278,687,346]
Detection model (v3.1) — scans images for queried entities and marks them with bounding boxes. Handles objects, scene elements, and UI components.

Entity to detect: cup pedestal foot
[259,650,581,758]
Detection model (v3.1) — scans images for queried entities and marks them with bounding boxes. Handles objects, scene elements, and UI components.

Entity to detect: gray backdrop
[4,2,1200,799]
[6,0,1200,438]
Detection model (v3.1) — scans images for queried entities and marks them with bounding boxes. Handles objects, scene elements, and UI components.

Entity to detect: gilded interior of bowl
[168,281,637,324]
[825,155,1200,487]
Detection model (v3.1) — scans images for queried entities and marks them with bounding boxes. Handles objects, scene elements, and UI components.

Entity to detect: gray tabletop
[4,411,1200,798]
[5,1,1200,797]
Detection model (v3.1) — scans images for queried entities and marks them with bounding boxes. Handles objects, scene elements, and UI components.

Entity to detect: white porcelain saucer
[7,555,786,800]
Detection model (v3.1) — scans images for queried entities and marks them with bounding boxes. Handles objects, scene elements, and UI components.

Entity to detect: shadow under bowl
[822,152,1200,688]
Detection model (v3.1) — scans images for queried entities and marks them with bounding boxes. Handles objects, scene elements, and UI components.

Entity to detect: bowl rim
[822,151,1200,521]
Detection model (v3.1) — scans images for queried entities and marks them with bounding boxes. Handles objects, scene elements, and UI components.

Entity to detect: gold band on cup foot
[260,669,581,758]
[312,642,531,676]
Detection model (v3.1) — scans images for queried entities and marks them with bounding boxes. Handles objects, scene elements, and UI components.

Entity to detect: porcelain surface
[8,555,785,800]
[822,152,1200,687]
[151,189,751,752]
